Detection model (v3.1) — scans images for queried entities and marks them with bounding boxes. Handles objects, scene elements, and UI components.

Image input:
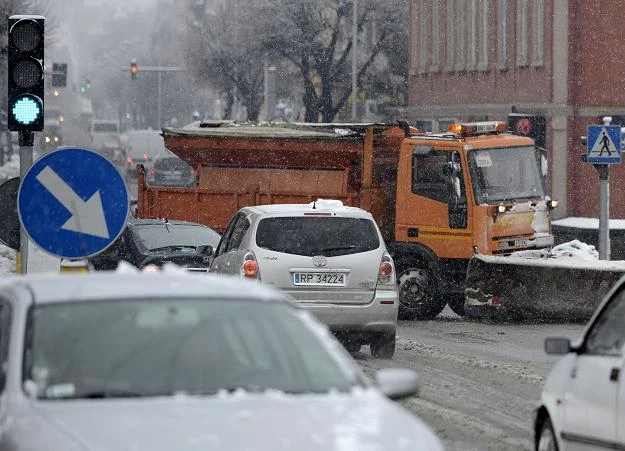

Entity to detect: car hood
[26,390,442,451]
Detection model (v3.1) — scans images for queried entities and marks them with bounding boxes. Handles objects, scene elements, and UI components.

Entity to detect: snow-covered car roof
[4,268,288,305]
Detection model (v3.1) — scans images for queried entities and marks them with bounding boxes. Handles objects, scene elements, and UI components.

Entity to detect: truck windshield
[468,146,545,204]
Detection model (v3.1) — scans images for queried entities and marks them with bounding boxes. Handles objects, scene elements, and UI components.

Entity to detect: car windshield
[256,217,380,256]
[24,299,361,399]
[134,224,220,251]
[155,157,190,171]
[468,146,546,204]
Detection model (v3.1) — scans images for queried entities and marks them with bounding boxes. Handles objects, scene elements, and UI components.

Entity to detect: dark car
[148,156,196,187]
[89,218,220,271]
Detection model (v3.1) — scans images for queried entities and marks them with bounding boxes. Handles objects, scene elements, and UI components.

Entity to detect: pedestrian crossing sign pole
[585,117,622,260]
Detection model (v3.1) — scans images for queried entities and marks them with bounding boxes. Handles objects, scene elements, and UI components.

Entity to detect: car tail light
[378,252,395,285]
[190,167,197,177]
[143,152,149,160]
[241,252,260,279]
[126,156,133,165]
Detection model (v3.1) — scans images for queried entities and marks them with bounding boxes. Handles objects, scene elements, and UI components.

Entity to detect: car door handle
[610,367,620,382]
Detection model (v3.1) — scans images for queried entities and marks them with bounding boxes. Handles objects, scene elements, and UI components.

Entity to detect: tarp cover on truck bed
[161,123,400,170]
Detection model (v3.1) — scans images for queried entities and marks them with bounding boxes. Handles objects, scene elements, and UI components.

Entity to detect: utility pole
[351,0,358,121]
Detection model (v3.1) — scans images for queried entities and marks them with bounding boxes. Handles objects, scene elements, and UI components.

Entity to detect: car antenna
[312,200,316,209]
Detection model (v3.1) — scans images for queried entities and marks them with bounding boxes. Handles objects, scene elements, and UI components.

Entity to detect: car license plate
[293,273,346,286]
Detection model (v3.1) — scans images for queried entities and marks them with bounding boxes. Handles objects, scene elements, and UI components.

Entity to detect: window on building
[455,0,466,71]
[418,0,428,74]
[516,0,528,67]
[468,0,478,70]
[446,0,455,70]
[411,0,419,74]
[497,0,508,70]
[478,0,489,70]
[531,0,544,67]
[431,1,441,71]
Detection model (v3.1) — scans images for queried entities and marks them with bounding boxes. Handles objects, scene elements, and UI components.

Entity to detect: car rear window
[155,158,190,171]
[256,216,380,256]
[134,224,221,251]
[92,123,118,133]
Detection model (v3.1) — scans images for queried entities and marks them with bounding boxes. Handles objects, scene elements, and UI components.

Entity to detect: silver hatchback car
[210,199,399,358]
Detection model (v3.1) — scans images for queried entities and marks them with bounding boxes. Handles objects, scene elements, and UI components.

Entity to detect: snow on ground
[553,216,625,229]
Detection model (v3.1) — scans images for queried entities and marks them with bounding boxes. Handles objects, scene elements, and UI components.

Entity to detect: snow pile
[510,239,598,260]
[551,240,599,260]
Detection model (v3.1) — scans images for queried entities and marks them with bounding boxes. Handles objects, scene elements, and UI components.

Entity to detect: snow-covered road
[356,320,585,451]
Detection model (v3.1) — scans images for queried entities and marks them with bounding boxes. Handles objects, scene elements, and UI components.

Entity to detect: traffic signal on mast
[7,15,45,131]
[130,60,138,80]
[508,113,546,149]
[51,62,67,87]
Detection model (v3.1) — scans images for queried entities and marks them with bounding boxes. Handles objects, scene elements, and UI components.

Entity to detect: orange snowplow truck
[136,121,556,319]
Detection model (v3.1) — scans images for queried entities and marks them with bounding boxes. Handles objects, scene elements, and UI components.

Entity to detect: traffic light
[130,60,138,79]
[51,62,67,87]
[7,15,45,131]
[508,113,546,149]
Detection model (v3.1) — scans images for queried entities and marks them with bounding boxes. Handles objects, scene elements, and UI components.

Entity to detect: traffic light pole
[18,131,33,274]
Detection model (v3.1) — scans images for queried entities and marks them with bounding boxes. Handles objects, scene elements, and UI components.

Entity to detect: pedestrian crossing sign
[587,125,621,164]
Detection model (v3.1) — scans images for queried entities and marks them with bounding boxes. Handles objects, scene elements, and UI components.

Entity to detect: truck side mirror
[442,161,461,176]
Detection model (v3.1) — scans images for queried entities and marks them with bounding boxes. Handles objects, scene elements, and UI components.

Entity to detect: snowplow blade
[464,254,625,321]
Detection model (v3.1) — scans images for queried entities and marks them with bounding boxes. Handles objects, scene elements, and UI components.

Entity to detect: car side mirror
[544,337,571,354]
[196,245,214,257]
[375,368,419,400]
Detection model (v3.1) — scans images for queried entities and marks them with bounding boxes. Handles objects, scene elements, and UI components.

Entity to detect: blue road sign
[18,147,129,259]
[587,125,621,164]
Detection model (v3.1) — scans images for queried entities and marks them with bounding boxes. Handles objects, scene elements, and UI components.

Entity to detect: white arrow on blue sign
[18,147,129,259]
[587,124,621,164]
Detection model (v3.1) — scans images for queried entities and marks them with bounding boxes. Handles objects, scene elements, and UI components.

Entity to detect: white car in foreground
[0,265,442,451]
[535,276,625,451]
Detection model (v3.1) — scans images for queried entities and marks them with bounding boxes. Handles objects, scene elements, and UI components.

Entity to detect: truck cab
[391,121,556,318]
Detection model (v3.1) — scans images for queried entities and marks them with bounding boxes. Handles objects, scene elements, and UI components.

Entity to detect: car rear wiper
[317,245,357,253]
[149,245,197,252]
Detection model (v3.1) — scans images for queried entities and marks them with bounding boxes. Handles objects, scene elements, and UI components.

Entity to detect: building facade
[405,0,625,219]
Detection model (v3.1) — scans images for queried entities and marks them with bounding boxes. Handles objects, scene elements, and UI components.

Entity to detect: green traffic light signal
[85,79,91,89]
[80,84,86,93]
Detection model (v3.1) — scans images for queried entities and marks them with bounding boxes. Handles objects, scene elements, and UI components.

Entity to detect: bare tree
[254,0,405,122]
[186,0,265,121]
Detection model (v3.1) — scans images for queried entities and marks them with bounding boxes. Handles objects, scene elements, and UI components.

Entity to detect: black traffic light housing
[7,15,45,132]
[52,62,67,87]
[508,113,546,149]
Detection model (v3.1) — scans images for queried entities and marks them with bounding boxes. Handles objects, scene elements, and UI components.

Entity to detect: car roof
[5,269,288,305]
[127,218,211,228]
[244,201,374,219]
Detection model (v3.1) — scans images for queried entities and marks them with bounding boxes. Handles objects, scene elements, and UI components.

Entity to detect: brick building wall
[404,0,625,219]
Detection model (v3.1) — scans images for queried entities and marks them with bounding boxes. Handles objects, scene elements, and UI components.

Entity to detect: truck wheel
[370,332,395,359]
[446,293,466,316]
[397,265,446,320]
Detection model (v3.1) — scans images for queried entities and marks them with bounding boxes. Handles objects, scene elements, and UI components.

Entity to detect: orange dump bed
[136,123,402,234]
